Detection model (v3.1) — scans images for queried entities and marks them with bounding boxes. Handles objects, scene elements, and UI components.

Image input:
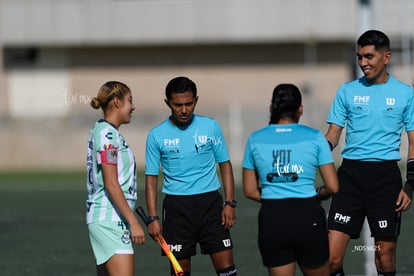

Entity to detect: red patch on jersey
[97,144,118,165]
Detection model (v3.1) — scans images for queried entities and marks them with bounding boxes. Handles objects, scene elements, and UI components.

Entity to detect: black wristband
[327,140,334,151]
[403,181,414,200]
[147,216,159,224]
[316,186,331,201]
[407,158,414,179]
[224,200,237,208]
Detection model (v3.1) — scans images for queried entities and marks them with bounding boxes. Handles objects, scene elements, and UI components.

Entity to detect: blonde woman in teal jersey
[86,81,145,276]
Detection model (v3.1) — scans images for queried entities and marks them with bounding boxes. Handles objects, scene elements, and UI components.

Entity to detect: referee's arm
[325,123,343,151]
[219,161,236,229]
[396,130,414,212]
[145,174,162,239]
[243,168,261,202]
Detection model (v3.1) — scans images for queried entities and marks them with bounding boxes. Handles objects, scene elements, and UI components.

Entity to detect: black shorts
[327,159,402,239]
[258,197,329,268]
[162,190,233,259]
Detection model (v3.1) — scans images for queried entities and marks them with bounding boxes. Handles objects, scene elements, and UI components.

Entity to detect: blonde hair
[91,81,130,111]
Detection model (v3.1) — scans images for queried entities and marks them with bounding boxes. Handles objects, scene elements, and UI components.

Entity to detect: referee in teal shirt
[325,30,414,276]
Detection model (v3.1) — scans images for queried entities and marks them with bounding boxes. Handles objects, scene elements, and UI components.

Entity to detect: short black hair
[357,30,390,52]
[165,76,197,100]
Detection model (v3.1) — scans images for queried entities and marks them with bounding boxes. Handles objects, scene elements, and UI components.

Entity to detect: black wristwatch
[224,200,237,208]
[147,215,159,224]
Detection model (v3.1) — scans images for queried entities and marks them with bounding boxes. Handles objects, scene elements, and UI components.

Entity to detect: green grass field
[0,171,413,276]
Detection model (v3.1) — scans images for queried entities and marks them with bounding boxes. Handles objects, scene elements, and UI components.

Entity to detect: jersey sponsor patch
[97,144,118,165]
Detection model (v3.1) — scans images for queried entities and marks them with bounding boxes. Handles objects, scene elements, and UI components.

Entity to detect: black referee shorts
[162,190,233,259]
[258,197,329,269]
[327,159,402,239]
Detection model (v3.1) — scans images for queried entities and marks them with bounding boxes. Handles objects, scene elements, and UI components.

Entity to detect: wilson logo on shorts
[378,220,388,229]
[222,239,232,247]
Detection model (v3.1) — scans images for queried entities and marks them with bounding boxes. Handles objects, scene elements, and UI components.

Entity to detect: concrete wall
[1,43,352,170]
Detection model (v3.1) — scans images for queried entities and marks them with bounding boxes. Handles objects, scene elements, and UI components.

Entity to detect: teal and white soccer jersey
[145,115,230,195]
[327,75,414,161]
[86,119,137,224]
[242,124,333,199]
